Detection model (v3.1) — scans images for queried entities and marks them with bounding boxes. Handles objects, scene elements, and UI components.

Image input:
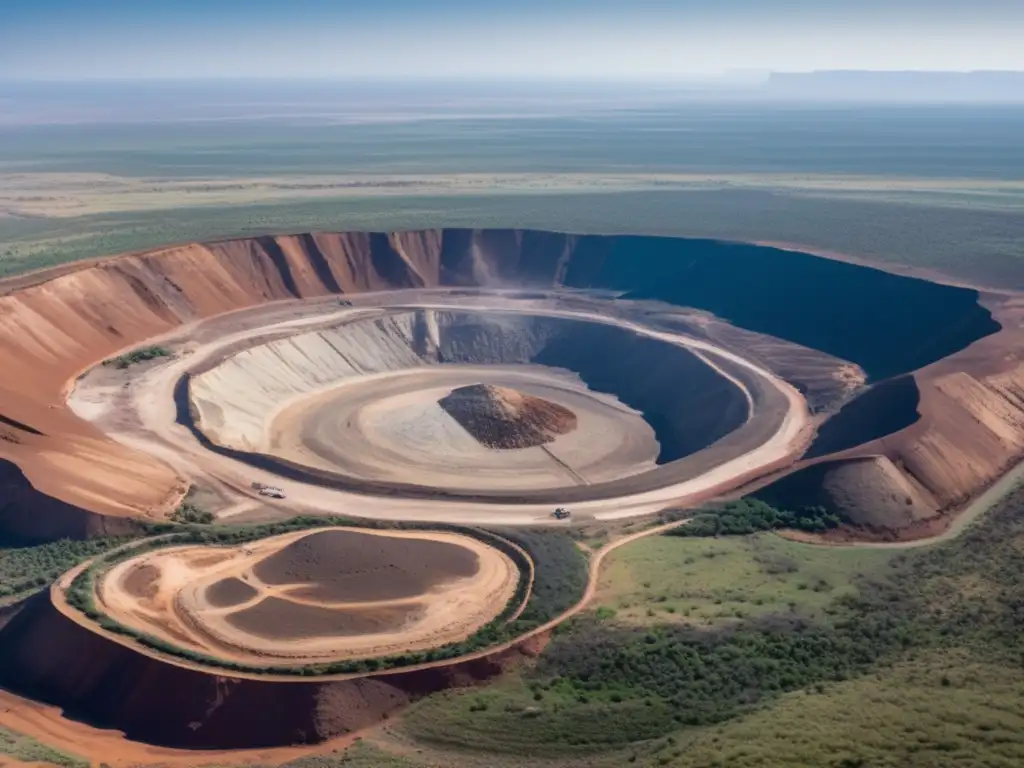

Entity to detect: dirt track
[1,230,1021,765]
[68,293,812,525]
[96,527,519,665]
[0,228,1011,546]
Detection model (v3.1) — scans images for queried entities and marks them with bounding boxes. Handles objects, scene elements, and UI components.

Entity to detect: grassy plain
[3,103,1024,287]
[4,189,1024,289]
[596,532,896,625]
[659,650,1024,768]
[389,476,1024,767]
[0,726,89,767]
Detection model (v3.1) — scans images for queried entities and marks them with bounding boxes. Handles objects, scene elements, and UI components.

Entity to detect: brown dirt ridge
[0,228,1002,541]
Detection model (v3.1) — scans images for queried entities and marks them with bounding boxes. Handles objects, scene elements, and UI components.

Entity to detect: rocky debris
[438,384,577,450]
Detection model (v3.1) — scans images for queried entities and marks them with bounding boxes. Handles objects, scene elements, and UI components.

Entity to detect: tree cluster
[667,499,842,537]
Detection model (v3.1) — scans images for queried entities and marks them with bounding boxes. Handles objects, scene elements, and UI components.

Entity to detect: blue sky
[2,0,1022,79]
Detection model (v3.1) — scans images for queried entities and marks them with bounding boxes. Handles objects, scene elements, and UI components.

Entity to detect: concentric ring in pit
[270,366,659,491]
[186,307,767,501]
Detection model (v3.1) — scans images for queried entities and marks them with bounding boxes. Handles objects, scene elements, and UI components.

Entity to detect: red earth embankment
[0,229,1013,539]
[0,590,537,750]
[755,293,1024,538]
[0,232,456,536]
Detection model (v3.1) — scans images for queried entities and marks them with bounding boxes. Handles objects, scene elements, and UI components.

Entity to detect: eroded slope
[0,229,1006,538]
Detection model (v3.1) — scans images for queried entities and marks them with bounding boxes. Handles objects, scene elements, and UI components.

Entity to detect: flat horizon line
[3,69,1024,85]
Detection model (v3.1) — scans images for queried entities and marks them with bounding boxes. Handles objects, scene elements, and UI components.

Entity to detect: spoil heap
[438,384,578,449]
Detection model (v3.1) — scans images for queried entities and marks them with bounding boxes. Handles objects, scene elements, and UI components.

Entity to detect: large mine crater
[180,305,786,501]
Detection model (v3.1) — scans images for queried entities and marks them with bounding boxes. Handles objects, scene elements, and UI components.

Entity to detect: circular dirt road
[96,527,522,665]
[271,365,660,491]
[69,291,812,524]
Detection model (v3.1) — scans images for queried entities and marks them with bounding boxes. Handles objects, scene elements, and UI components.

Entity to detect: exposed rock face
[0,228,1006,538]
[0,591,525,750]
[755,455,938,531]
[438,384,577,449]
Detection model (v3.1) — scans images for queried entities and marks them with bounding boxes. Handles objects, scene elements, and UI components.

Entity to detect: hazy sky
[2,0,1023,80]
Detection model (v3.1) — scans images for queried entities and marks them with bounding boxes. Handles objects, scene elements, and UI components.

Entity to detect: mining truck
[252,481,284,496]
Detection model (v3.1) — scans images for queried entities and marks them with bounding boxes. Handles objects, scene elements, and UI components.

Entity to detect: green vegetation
[64,518,588,677]
[278,742,425,767]
[3,186,1024,289]
[199,741,426,768]
[168,501,214,525]
[101,344,170,369]
[404,609,910,756]
[668,499,841,537]
[598,532,895,625]
[398,483,1024,762]
[493,528,588,628]
[651,649,1024,768]
[0,726,89,768]
[0,536,130,602]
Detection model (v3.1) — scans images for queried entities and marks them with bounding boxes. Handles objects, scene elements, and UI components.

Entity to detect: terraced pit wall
[190,310,748,465]
[0,229,1001,539]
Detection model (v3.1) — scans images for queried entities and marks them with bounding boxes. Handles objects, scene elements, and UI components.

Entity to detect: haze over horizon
[2,0,1023,80]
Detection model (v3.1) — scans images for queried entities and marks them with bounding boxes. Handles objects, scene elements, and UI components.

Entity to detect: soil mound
[0,458,146,544]
[438,384,577,450]
[756,455,938,530]
[253,529,480,602]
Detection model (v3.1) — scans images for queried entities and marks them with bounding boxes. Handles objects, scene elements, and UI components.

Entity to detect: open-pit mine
[1,228,1022,756]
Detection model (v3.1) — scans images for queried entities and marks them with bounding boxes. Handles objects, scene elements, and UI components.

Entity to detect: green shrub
[0,537,130,601]
[168,502,214,525]
[666,499,841,538]
[102,345,170,369]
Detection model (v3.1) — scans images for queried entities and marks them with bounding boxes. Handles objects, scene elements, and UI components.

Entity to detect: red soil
[0,229,1020,542]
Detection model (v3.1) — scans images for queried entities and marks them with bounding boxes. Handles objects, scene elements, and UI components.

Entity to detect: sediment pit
[183,308,763,499]
[95,527,519,666]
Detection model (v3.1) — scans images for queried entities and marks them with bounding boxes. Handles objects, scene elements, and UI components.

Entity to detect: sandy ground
[96,527,520,666]
[271,365,659,491]
[68,291,812,524]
